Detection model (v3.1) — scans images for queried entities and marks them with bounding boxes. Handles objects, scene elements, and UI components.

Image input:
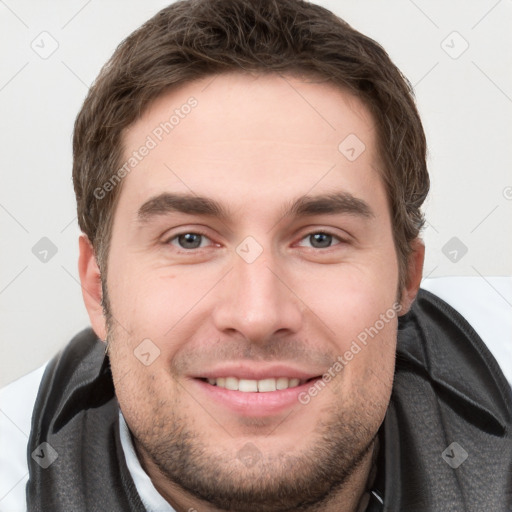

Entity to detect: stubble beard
[117,362,380,512]
[103,284,384,512]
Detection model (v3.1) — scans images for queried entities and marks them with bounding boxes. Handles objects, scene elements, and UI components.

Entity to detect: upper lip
[191,363,322,381]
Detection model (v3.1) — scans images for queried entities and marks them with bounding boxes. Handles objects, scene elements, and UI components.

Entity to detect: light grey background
[1,0,511,387]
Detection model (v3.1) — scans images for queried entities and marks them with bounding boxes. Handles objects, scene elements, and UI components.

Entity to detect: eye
[168,232,212,250]
[297,232,344,249]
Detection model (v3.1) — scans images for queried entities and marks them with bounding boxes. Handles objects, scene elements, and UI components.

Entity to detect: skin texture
[79,72,425,512]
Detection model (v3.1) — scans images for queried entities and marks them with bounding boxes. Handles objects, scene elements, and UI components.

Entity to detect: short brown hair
[73,0,429,294]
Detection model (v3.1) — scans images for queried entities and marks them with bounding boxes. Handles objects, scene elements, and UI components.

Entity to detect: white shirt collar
[118,410,177,512]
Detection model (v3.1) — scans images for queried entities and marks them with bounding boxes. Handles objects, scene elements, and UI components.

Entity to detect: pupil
[311,233,331,248]
[179,233,201,249]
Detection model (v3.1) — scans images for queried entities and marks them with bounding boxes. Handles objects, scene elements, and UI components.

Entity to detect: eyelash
[164,230,348,251]
[166,230,214,251]
[296,231,347,249]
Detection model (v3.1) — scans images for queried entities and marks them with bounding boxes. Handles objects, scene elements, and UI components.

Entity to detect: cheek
[295,259,399,342]
[107,263,203,340]
[297,260,399,401]
[326,316,397,429]
[108,326,176,427]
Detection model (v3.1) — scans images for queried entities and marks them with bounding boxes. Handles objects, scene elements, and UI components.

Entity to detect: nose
[211,248,303,344]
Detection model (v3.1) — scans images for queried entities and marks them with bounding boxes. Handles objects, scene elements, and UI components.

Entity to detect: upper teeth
[207,377,302,392]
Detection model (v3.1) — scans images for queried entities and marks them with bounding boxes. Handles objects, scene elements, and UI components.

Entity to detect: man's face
[99,73,403,510]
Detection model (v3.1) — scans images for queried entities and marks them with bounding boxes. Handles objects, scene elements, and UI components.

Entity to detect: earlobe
[399,237,425,315]
[78,235,107,341]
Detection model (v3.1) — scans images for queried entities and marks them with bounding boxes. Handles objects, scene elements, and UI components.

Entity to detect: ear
[78,235,107,341]
[398,237,425,315]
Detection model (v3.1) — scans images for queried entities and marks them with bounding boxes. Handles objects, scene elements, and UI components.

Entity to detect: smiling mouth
[197,376,320,392]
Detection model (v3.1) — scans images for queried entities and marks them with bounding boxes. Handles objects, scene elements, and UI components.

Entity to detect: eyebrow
[286,192,374,219]
[137,191,374,223]
[138,193,229,221]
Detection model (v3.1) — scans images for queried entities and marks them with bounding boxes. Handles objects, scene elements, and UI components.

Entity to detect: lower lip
[191,377,321,417]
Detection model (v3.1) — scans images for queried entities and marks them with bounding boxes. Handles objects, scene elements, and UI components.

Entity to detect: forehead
[118,72,385,217]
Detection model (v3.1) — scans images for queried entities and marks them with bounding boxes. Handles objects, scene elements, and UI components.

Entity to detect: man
[1,0,511,511]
